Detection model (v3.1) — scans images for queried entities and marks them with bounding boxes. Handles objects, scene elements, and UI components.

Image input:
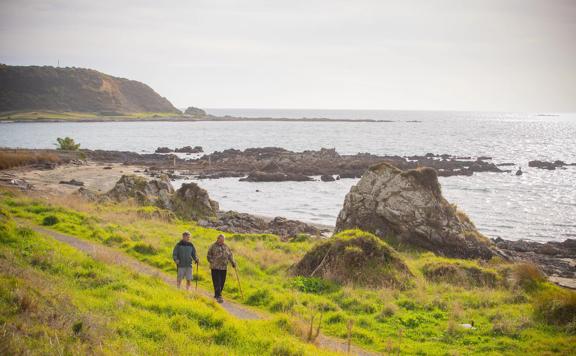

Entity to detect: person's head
[216,234,225,245]
[182,231,191,241]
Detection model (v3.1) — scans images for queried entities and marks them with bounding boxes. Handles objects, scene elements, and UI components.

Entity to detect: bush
[246,289,272,306]
[56,137,80,151]
[132,243,158,255]
[289,276,335,294]
[42,215,59,226]
[422,261,499,288]
[533,289,576,326]
[512,263,546,291]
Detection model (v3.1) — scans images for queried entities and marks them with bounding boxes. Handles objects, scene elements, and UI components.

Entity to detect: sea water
[1,110,575,242]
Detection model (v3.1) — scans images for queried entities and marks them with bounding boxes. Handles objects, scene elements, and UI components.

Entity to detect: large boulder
[292,230,413,288]
[171,182,219,220]
[106,174,174,208]
[335,163,499,259]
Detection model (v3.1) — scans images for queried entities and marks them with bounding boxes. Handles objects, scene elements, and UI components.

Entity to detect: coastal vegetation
[0,151,60,170]
[56,137,81,151]
[1,188,574,354]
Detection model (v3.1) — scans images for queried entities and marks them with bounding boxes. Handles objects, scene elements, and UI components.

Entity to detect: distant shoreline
[0,115,402,123]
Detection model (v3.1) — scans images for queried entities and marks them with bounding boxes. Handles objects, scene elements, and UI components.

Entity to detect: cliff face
[0,64,180,114]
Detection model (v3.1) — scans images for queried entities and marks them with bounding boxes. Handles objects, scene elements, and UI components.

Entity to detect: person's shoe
[217,297,224,303]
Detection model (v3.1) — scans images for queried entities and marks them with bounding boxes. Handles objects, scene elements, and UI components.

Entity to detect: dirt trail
[25,223,377,356]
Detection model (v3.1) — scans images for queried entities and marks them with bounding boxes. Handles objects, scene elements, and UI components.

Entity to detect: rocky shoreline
[1,148,574,289]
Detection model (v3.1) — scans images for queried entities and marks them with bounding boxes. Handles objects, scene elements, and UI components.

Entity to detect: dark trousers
[211,269,227,298]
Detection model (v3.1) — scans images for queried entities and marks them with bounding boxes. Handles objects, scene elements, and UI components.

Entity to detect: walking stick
[233,266,244,300]
[195,262,199,291]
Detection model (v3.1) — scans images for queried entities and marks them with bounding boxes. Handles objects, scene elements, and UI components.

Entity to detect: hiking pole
[233,266,244,300]
[195,262,199,292]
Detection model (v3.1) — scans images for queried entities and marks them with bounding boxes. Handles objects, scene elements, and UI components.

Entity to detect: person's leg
[177,268,183,289]
[211,269,219,298]
[220,269,227,296]
[186,267,192,290]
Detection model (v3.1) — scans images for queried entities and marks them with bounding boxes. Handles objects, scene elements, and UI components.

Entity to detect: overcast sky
[1,0,575,111]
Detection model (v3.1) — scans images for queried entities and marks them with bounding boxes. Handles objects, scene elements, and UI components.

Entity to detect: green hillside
[0,64,181,118]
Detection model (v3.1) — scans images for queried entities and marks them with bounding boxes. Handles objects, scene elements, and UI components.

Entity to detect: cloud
[1,0,575,111]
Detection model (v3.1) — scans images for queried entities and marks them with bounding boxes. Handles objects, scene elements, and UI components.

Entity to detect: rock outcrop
[175,146,203,154]
[184,106,207,117]
[170,183,219,220]
[493,237,576,289]
[292,230,413,288]
[335,163,499,259]
[106,174,174,209]
[528,160,574,170]
[198,212,324,238]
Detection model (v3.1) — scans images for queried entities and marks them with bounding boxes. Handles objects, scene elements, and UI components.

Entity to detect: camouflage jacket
[207,242,236,270]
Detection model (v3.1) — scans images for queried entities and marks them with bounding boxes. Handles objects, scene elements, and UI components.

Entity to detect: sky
[0,0,575,112]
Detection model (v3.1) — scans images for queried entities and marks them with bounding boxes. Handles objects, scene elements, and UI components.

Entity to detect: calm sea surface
[1,110,575,242]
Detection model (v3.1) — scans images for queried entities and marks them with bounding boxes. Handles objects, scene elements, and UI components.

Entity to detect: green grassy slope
[1,189,574,355]
[0,202,336,355]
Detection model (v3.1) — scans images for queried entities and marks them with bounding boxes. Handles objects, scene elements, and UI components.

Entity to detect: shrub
[289,276,335,294]
[512,263,546,291]
[132,243,158,255]
[270,340,304,356]
[246,289,272,306]
[42,215,59,226]
[533,289,576,326]
[422,261,499,288]
[56,137,80,151]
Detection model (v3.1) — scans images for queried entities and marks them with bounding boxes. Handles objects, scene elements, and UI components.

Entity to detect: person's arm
[172,244,179,264]
[191,244,199,264]
[228,247,237,268]
[207,244,214,264]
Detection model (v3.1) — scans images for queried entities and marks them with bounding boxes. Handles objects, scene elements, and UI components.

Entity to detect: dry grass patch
[0,150,60,170]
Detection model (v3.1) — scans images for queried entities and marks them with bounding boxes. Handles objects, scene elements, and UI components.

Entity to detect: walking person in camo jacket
[207,234,237,303]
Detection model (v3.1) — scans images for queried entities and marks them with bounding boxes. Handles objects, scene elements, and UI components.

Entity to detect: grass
[1,188,575,354]
[0,204,335,355]
[0,111,182,121]
[0,150,61,170]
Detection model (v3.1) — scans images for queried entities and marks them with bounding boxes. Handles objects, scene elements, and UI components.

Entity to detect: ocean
[1,109,575,242]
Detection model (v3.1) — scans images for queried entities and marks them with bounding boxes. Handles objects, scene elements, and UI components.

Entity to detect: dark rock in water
[528,160,568,170]
[171,183,219,220]
[106,174,174,209]
[175,146,203,153]
[335,162,501,260]
[292,230,413,288]
[320,174,335,182]
[497,163,516,166]
[240,171,313,182]
[59,179,84,186]
[195,172,245,179]
[155,147,173,154]
[477,156,492,161]
[338,173,361,179]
